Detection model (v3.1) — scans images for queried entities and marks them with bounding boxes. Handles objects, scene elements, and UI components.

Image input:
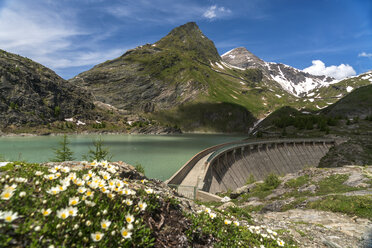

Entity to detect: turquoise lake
[0,134,246,181]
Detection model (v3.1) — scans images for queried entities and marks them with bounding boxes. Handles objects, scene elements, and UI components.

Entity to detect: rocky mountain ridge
[221,47,335,97]
[0,49,97,128]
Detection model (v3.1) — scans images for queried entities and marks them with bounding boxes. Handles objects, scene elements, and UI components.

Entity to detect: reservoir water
[0,134,245,181]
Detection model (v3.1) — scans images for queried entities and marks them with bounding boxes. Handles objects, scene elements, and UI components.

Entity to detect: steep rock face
[221,47,334,96]
[0,50,95,127]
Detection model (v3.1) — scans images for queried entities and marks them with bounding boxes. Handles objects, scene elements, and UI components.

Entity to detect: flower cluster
[0,161,156,247]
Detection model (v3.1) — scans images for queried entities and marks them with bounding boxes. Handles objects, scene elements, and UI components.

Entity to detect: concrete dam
[167,139,335,196]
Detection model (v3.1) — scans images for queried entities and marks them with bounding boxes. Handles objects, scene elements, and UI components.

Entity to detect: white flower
[67,207,78,217]
[2,211,18,223]
[127,223,134,230]
[100,219,112,230]
[91,232,104,242]
[85,200,96,207]
[209,212,216,219]
[46,187,60,195]
[224,219,232,225]
[120,228,132,239]
[61,167,70,173]
[69,197,80,206]
[138,201,147,211]
[15,177,27,183]
[56,208,69,219]
[34,226,41,231]
[19,191,26,197]
[221,196,231,202]
[102,209,108,215]
[86,220,92,226]
[145,188,154,194]
[86,190,94,198]
[35,171,43,176]
[233,220,240,226]
[77,187,87,194]
[57,184,67,192]
[44,174,56,180]
[204,207,211,214]
[41,208,52,216]
[124,199,133,206]
[125,214,134,224]
[277,239,284,246]
[1,189,14,200]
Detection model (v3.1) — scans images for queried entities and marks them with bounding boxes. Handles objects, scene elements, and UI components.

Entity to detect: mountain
[70,22,290,132]
[69,22,371,132]
[221,47,335,97]
[321,84,372,118]
[0,49,96,128]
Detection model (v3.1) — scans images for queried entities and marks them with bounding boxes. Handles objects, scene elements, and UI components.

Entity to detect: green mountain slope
[321,84,372,118]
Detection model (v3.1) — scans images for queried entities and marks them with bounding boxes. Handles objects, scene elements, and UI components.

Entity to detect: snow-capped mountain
[221,47,336,97]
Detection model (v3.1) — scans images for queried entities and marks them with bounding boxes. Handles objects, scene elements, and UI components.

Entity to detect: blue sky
[0,0,371,79]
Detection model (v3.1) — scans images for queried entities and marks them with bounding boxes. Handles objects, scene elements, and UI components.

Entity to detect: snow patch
[309,98,314,102]
[336,94,343,97]
[275,94,282,98]
[239,81,245,85]
[221,49,236,57]
[221,61,245,70]
[215,62,224,70]
[65,118,74,122]
[307,92,315,97]
[346,86,353,93]
[0,162,9,167]
[76,120,86,126]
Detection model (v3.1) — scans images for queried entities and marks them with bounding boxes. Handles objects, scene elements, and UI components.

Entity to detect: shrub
[83,138,112,161]
[134,163,145,175]
[263,173,281,190]
[51,135,75,162]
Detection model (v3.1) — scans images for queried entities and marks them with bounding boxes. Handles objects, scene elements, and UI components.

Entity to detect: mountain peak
[221,47,265,69]
[156,22,220,62]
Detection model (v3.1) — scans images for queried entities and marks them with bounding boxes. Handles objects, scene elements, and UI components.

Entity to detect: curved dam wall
[201,139,335,194]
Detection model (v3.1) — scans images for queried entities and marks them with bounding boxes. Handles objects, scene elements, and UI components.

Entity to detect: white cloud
[203,5,231,20]
[358,52,372,58]
[0,0,125,76]
[303,60,356,80]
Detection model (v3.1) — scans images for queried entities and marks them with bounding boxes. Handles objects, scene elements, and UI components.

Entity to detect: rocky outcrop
[0,50,96,128]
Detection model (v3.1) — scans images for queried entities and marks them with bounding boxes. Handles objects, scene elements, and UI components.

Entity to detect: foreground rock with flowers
[0,161,297,247]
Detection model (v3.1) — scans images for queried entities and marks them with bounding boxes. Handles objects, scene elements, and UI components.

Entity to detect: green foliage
[9,102,19,110]
[84,138,112,161]
[186,211,294,247]
[245,174,256,185]
[134,163,145,175]
[307,195,372,219]
[316,174,357,195]
[263,173,281,190]
[92,122,106,129]
[54,106,61,117]
[284,175,309,188]
[51,135,75,162]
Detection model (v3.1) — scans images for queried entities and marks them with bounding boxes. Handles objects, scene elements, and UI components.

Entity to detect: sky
[0,0,371,80]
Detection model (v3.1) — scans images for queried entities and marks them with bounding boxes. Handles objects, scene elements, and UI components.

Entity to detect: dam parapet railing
[205,138,336,167]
